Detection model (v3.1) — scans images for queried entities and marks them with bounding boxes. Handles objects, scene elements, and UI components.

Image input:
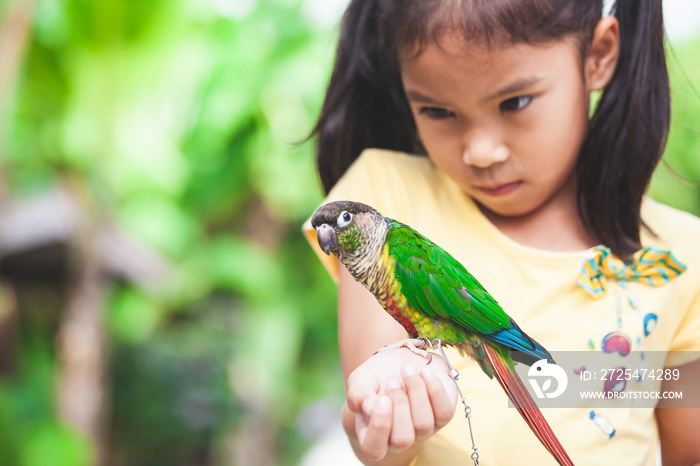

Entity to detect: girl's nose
[462,130,510,168]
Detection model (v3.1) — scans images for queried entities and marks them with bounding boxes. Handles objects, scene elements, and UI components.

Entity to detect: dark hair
[311,0,669,260]
[311,0,421,195]
[577,1,668,260]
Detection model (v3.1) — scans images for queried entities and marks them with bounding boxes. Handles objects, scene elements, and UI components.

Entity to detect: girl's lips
[477,181,522,197]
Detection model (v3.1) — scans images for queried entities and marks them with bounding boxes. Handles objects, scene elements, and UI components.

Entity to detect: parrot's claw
[374,338,433,364]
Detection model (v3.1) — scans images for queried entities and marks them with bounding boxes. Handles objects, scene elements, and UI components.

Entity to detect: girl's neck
[477,180,598,253]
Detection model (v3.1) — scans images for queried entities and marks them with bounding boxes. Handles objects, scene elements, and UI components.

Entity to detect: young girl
[303,0,700,464]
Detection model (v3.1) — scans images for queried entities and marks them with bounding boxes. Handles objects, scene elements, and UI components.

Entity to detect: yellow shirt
[303,149,700,465]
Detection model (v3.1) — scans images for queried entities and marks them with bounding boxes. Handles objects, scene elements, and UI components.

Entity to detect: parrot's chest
[383,286,473,345]
[382,293,421,337]
[358,263,422,338]
[379,282,464,343]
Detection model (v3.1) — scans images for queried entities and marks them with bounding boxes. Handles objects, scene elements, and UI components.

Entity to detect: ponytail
[310,0,421,194]
[576,0,669,260]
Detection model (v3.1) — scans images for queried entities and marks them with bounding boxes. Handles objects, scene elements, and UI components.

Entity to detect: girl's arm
[338,264,407,379]
[338,266,457,465]
[656,358,700,466]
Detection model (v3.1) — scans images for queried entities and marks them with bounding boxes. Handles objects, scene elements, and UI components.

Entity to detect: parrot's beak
[316,224,338,256]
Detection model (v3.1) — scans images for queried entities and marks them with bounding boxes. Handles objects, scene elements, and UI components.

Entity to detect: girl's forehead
[400,34,579,73]
[397,33,497,63]
[397,23,588,60]
[399,37,584,101]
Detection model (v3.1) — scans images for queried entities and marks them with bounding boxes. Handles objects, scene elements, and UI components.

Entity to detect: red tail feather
[482,344,574,466]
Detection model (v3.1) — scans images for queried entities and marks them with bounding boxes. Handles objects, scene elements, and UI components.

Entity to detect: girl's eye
[337,211,353,227]
[500,95,532,112]
[419,107,455,119]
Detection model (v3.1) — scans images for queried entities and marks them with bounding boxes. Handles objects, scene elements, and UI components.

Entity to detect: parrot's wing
[387,221,549,359]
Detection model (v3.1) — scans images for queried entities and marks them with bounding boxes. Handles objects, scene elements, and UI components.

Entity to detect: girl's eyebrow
[405,75,544,105]
[488,76,544,100]
[404,89,446,105]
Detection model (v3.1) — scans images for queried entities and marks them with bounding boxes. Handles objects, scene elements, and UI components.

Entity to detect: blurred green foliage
[649,38,700,214]
[0,1,698,465]
[1,0,342,464]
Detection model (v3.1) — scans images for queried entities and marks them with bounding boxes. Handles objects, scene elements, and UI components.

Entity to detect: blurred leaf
[117,195,200,257]
[0,389,21,465]
[206,236,285,301]
[231,304,304,413]
[109,288,162,343]
[21,424,91,466]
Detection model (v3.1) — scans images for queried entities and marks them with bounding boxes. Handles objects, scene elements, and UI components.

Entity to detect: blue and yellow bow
[578,246,687,299]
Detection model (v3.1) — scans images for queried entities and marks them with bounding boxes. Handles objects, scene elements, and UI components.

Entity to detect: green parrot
[311,200,573,466]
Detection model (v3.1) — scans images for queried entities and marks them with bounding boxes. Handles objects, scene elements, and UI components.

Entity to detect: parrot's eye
[337,211,353,227]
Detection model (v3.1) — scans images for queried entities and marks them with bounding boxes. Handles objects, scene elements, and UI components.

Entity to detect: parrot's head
[310,201,389,269]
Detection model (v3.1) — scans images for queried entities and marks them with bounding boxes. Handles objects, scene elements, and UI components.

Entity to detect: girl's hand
[342,347,458,464]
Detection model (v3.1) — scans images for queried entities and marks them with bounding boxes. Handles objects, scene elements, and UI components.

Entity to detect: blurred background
[0,0,697,465]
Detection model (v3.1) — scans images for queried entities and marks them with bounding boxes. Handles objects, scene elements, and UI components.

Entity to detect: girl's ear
[584,16,620,92]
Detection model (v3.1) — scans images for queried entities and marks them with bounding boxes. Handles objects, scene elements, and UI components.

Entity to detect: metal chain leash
[422,338,480,465]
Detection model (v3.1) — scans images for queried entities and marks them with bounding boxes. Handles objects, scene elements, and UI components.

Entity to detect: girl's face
[400,36,591,219]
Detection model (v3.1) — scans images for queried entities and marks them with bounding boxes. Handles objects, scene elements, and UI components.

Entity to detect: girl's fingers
[421,365,456,428]
[386,379,415,452]
[346,370,379,414]
[357,395,393,461]
[401,364,435,442]
[347,352,458,462]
